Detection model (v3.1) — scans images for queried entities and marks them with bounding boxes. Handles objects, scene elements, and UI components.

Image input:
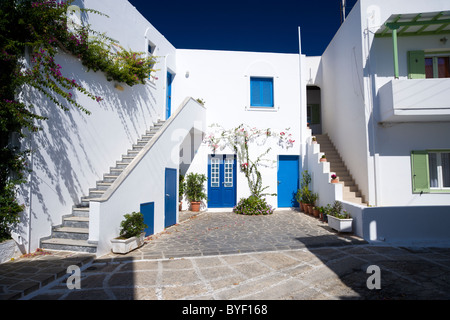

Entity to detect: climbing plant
[0,0,156,240]
[205,123,294,198]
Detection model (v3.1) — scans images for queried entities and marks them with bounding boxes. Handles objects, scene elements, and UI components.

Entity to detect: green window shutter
[408,51,425,79]
[411,151,430,193]
[311,104,321,125]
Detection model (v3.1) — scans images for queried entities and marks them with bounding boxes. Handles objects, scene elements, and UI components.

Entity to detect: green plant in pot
[185,173,208,212]
[111,211,148,254]
[119,212,148,239]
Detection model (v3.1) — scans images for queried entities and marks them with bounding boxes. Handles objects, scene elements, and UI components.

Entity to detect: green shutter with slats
[408,51,426,79]
[411,150,430,193]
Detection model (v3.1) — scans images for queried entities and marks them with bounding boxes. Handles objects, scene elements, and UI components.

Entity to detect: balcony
[378,78,450,123]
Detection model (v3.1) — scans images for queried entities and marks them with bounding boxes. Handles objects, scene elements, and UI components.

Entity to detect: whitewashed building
[10,0,450,257]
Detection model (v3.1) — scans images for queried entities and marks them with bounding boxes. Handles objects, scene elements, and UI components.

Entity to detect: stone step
[115,161,129,169]
[63,216,90,228]
[96,181,113,190]
[52,227,89,240]
[103,174,118,183]
[72,206,89,217]
[121,155,135,163]
[40,238,97,253]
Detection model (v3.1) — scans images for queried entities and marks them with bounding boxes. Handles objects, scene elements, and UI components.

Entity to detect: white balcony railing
[378,78,450,123]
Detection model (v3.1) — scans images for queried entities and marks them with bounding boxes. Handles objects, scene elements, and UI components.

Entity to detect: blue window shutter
[261,79,273,107]
[250,77,273,107]
[251,79,262,106]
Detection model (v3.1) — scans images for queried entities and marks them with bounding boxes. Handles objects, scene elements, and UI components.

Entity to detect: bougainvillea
[205,123,294,202]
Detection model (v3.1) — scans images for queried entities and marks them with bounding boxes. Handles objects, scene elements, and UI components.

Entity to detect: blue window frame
[250,77,274,107]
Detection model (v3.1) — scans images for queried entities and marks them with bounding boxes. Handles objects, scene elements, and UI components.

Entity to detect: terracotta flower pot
[313,208,320,217]
[190,201,201,212]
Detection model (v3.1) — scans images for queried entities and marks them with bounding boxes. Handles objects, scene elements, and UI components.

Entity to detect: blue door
[277,155,299,207]
[208,155,237,208]
[140,202,154,236]
[165,168,177,228]
[166,72,172,120]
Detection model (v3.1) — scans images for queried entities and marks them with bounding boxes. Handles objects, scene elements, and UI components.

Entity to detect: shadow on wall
[18,52,160,234]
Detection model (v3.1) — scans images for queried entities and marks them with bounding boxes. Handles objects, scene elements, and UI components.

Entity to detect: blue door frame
[277,155,299,207]
[208,155,237,208]
[166,72,172,120]
[165,168,177,228]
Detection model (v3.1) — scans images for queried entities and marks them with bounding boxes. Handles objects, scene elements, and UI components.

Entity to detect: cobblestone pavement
[2,210,450,300]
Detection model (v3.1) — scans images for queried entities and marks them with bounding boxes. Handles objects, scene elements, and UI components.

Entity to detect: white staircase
[40,120,166,253]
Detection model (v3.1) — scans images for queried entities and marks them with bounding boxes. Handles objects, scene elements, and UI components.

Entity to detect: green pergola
[375,11,450,78]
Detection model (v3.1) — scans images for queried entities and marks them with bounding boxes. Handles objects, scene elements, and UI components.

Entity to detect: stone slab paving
[114,210,367,260]
[25,245,450,300]
[2,210,450,301]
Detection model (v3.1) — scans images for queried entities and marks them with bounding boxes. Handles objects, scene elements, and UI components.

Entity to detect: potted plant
[331,174,339,183]
[327,201,353,232]
[179,174,186,211]
[312,136,317,144]
[111,211,148,254]
[295,188,305,212]
[185,172,208,212]
[320,154,327,162]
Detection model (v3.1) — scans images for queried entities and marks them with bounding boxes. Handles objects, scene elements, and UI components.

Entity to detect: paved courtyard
[2,210,450,301]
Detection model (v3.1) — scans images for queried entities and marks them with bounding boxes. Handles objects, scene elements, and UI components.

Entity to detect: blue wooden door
[277,155,299,207]
[140,202,154,236]
[165,168,177,228]
[208,155,237,208]
[166,72,172,120]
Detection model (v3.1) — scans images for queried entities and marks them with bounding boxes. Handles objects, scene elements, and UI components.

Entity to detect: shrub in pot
[327,201,353,232]
[111,211,148,254]
[185,173,208,212]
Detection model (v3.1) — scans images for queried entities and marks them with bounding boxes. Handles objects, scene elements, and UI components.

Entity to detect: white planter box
[327,215,353,233]
[110,232,145,254]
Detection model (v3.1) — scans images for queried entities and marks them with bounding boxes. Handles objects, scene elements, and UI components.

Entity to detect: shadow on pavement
[298,234,450,300]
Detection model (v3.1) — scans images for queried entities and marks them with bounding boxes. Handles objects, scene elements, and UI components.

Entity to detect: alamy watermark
[66,265,81,290]
[366,265,381,290]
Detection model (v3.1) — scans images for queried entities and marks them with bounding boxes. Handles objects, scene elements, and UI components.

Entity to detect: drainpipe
[364,21,379,207]
[298,26,307,171]
[27,130,34,253]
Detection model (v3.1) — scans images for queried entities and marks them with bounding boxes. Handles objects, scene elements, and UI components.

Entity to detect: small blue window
[250,77,273,107]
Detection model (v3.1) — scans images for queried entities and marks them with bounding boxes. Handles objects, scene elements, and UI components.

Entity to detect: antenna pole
[341,0,346,23]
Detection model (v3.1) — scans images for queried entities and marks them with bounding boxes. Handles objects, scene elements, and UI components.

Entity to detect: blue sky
[127,0,357,56]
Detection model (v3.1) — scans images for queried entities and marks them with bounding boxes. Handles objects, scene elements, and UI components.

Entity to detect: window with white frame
[411,150,450,193]
[250,77,274,108]
[429,151,450,189]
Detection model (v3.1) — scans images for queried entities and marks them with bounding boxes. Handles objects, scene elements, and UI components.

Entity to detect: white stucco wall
[14,0,177,252]
[319,0,450,206]
[318,1,371,204]
[360,0,450,206]
[173,49,303,209]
